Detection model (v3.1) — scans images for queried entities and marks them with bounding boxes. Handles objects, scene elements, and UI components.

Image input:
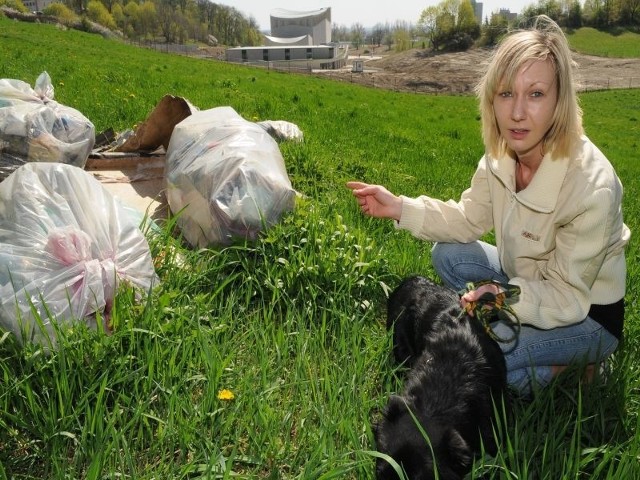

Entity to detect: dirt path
[316,48,640,94]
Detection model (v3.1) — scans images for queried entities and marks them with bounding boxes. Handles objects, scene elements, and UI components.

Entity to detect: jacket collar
[487,153,569,213]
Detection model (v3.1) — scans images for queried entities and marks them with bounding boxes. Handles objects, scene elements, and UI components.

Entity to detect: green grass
[1,16,639,479]
[566,27,640,57]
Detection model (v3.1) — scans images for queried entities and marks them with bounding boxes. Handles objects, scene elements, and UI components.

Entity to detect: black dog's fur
[375,276,508,480]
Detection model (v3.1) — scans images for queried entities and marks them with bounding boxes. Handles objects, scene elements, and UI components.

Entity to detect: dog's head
[374,395,473,480]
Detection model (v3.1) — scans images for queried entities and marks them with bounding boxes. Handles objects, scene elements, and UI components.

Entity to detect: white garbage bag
[0,162,159,347]
[165,106,296,247]
[0,71,95,180]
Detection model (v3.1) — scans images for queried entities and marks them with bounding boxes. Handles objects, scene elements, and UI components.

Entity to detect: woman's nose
[511,97,526,121]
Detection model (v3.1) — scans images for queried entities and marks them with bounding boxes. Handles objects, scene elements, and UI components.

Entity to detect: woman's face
[493,59,558,163]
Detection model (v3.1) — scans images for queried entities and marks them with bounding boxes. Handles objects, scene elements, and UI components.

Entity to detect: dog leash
[457,280,522,343]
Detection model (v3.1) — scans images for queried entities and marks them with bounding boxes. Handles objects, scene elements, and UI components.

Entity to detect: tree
[86,0,116,29]
[0,0,28,13]
[619,0,640,24]
[418,5,445,51]
[157,0,182,43]
[383,22,394,50]
[331,23,349,42]
[393,20,412,52]
[437,0,458,45]
[418,0,480,52]
[458,0,478,32]
[566,0,583,28]
[583,0,614,27]
[522,0,562,23]
[454,0,480,49]
[371,22,388,46]
[43,1,79,25]
[350,22,366,49]
[479,11,508,46]
[112,2,124,28]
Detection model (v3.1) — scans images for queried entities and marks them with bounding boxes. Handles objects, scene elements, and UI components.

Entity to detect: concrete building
[226,45,337,63]
[498,8,518,22]
[226,7,346,70]
[470,0,483,24]
[22,0,54,12]
[269,7,331,45]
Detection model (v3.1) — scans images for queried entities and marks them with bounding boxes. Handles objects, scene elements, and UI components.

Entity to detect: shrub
[0,0,28,13]
[42,2,78,25]
[86,0,115,30]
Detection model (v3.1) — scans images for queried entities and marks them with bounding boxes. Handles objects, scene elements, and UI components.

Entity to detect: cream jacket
[398,135,630,330]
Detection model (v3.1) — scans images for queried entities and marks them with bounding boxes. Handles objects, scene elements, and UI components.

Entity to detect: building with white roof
[226,7,345,69]
[268,7,331,45]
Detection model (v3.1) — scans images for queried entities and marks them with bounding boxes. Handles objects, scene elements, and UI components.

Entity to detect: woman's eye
[498,91,512,97]
[531,90,544,97]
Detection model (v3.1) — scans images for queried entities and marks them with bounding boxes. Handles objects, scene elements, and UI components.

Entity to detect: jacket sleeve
[509,185,627,329]
[396,157,494,242]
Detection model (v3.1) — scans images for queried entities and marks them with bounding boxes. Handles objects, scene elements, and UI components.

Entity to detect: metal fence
[318,70,640,95]
[131,41,640,95]
[578,76,640,92]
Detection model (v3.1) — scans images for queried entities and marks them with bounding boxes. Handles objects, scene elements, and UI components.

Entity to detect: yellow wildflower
[217,389,235,401]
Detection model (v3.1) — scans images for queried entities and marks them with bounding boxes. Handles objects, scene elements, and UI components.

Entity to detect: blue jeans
[431,241,619,395]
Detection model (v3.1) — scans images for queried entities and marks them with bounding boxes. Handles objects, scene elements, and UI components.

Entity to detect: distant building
[226,7,346,70]
[226,45,338,63]
[498,8,518,21]
[268,7,332,45]
[22,0,54,12]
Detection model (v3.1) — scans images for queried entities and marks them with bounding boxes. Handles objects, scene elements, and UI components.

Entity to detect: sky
[227,1,533,31]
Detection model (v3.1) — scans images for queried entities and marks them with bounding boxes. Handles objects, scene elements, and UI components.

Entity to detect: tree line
[334,0,639,53]
[1,0,638,50]
[1,0,262,46]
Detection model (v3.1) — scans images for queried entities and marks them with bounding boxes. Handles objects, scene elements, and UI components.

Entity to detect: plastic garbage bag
[0,162,159,347]
[0,71,95,181]
[256,120,304,142]
[165,106,297,247]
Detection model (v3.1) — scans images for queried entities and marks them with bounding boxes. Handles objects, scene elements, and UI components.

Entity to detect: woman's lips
[509,128,528,140]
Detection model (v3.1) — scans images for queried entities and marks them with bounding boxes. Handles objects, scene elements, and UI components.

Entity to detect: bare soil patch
[317,48,640,94]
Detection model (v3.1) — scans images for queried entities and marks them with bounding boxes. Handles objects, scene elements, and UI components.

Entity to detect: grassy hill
[566,27,640,57]
[1,15,639,479]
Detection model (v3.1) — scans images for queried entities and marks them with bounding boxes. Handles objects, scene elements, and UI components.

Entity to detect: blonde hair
[476,15,583,160]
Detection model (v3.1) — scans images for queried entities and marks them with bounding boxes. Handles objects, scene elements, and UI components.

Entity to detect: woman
[346,16,630,395]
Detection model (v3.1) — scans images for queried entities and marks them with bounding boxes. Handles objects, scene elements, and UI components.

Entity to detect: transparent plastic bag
[165,106,296,247]
[0,162,159,347]
[257,120,304,142]
[0,71,95,180]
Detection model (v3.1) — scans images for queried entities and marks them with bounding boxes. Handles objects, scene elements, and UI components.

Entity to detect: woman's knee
[431,241,506,289]
[431,242,464,289]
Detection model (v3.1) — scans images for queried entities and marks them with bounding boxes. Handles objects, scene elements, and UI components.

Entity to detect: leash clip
[457,280,522,343]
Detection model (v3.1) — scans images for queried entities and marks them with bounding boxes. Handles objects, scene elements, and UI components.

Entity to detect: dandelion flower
[217,389,235,401]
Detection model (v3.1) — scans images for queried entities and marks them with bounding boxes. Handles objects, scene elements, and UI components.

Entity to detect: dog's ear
[443,428,473,470]
[383,394,407,420]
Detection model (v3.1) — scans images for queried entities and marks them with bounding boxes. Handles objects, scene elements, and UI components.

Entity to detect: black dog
[375,276,508,480]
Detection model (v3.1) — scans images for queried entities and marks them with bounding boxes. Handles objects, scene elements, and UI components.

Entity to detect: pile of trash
[0,71,95,181]
[0,72,302,347]
[165,106,298,247]
[0,162,159,347]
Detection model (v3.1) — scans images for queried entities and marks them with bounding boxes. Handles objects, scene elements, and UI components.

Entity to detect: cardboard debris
[85,96,303,228]
[86,153,167,222]
[86,94,198,222]
[114,94,197,152]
